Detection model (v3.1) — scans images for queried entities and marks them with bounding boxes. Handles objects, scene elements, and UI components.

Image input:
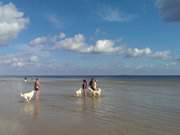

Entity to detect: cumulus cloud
[98,7,137,22]
[28,32,171,60]
[0,32,171,73]
[59,32,66,39]
[126,48,152,57]
[54,34,89,52]
[12,58,25,67]
[0,54,39,68]
[54,34,122,53]
[92,40,122,53]
[126,47,171,60]
[0,55,25,67]
[29,36,48,46]
[0,3,29,45]
[156,0,180,22]
[151,51,171,60]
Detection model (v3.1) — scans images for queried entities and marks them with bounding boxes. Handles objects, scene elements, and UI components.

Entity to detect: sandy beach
[0,76,180,135]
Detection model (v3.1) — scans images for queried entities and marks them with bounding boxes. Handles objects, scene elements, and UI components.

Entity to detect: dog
[93,88,102,96]
[88,87,102,97]
[75,88,82,97]
[75,87,102,97]
[20,90,35,102]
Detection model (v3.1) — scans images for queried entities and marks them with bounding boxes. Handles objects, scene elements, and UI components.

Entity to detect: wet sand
[0,77,180,135]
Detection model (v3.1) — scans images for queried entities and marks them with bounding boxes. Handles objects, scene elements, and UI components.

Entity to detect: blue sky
[0,0,180,75]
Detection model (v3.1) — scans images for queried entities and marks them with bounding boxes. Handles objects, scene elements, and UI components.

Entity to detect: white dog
[20,90,35,102]
[75,88,102,97]
[88,88,102,97]
[75,88,82,97]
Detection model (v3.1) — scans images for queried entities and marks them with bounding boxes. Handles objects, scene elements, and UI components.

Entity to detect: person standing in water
[89,78,97,91]
[82,80,88,96]
[34,78,41,99]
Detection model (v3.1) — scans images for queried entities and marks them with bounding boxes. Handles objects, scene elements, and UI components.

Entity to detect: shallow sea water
[0,77,180,135]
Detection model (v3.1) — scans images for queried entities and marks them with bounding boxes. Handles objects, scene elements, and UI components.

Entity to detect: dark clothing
[89,80,93,88]
[34,80,40,91]
[82,80,87,96]
[82,81,88,89]
[89,79,96,90]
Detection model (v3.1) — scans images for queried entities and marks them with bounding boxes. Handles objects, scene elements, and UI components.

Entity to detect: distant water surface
[0,76,180,135]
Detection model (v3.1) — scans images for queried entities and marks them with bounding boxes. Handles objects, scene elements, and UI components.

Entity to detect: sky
[0,0,180,75]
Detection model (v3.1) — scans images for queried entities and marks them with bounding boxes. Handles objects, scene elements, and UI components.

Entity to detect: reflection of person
[82,80,87,96]
[34,78,40,99]
[22,100,40,120]
[33,99,40,120]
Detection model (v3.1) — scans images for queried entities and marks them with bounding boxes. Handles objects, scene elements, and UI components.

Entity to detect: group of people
[24,77,100,100]
[81,78,98,96]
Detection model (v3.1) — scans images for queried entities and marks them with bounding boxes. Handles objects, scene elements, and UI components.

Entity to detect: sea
[0,75,180,135]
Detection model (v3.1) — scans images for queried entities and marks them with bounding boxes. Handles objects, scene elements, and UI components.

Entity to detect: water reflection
[22,99,40,120]
[23,102,34,115]
[74,97,102,112]
[33,99,40,120]
[74,97,87,112]
[91,96,102,109]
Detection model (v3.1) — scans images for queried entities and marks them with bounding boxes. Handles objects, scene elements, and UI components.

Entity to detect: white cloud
[54,34,122,53]
[28,32,172,61]
[0,55,25,67]
[9,57,25,67]
[30,56,39,63]
[12,61,25,67]
[151,51,171,60]
[54,34,88,52]
[126,47,171,60]
[92,40,122,53]
[59,32,66,39]
[98,7,136,22]
[51,32,66,44]
[29,36,48,46]
[126,48,152,57]
[53,34,170,60]
[0,54,40,68]
[0,3,29,45]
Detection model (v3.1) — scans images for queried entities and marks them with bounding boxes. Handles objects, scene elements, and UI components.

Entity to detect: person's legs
[35,90,40,100]
[83,89,87,96]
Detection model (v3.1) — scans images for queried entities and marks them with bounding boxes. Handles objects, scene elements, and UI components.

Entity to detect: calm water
[0,76,180,135]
